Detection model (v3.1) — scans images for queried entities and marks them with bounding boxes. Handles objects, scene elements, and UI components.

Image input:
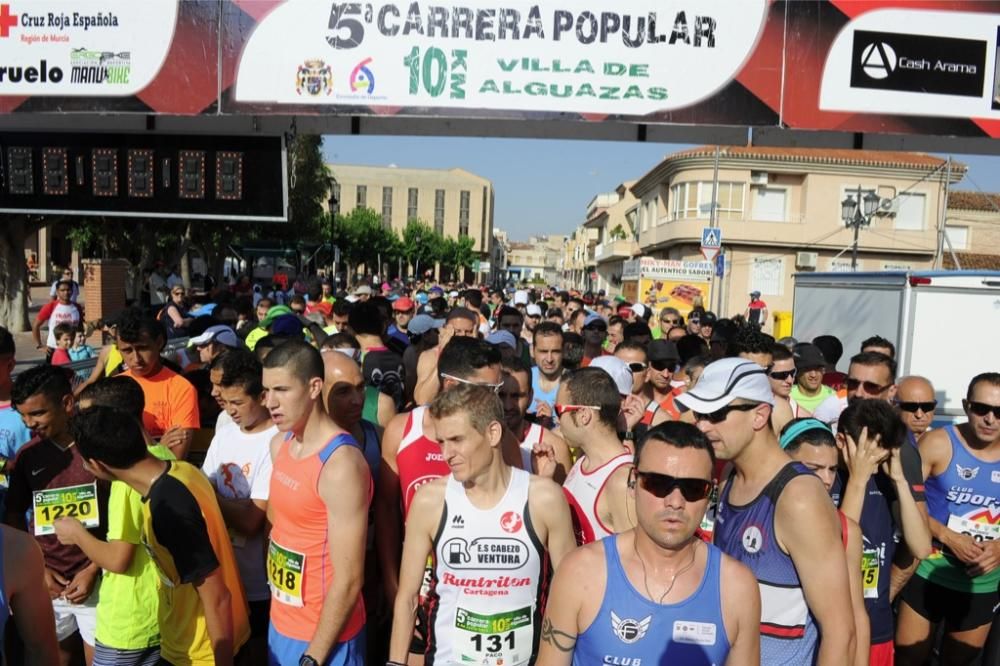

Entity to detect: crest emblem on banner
[296,60,332,96]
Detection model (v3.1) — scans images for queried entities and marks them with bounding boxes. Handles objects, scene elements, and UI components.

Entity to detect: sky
[321,135,1000,242]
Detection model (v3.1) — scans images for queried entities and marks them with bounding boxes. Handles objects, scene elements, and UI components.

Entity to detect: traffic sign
[715,252,725,277]
[701,227,722,261]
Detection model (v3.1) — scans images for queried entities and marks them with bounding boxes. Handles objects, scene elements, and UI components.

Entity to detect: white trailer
[791,271,1000,419]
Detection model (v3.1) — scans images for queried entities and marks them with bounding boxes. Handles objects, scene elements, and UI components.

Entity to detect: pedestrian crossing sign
[701,228,722,248]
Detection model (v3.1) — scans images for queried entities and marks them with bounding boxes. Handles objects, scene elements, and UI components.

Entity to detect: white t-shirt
[201,420,277,601]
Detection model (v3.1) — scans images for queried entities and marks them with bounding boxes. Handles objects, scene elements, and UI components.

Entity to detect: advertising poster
[638,276,711,318]
[622,258,712,317]
[0,2,998,141]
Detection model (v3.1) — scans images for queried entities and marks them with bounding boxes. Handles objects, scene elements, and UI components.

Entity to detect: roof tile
[943,252,1000,270]
[947,191,1000,212]
[671,145,959,170]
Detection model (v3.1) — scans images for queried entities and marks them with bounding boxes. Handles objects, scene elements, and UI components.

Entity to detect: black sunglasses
[967,401,1000,419]
[627,362,647,373]
[584,324,608,333]
[846,378,893,395]
[692,403,759,424]
[897,400,937,414]
[650,359,675,372]
[768,369,796,381]
[635,471,713,501]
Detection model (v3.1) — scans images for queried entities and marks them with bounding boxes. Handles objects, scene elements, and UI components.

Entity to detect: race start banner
[1,0,1000,139]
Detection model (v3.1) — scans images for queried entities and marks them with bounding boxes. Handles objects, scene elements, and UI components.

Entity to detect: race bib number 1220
[32,483,99,536]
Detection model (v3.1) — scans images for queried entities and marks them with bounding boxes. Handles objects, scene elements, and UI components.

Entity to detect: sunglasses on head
[650,359,675,372]
[634,471,713,501]
[897,400,937,414]
[967,401,1000,419]
[554,403,600,417]
[440,373,503,393]
[846,378,892,395]
[627,362,648,373]
[769,368,796,381]
[692,402,759,424]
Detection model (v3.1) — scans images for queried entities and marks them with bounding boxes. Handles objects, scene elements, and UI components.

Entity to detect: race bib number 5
[268,540,305,607]
[456,606,532,666]
[33,483,99,536]
[861,549,879,600]
[948,514,1000,543]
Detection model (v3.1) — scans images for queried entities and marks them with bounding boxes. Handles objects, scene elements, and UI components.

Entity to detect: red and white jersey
[39,301,81,349]
[518,422,544,472]
[397,405,449,516]
[562,451,633,545]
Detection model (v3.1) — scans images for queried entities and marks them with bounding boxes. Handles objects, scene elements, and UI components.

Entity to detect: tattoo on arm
[541,617,577,652]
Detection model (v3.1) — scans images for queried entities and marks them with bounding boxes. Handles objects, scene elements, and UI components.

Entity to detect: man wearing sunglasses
[652,307,683,340]
[377,337,502,661]
[896,372,1000,666]
[676,358,857,665]
[388,384,575,666]
[558,368,636,545]
[768,344,803,436]
[638,341,684,429]
[580,314,609,367]
[895,376,937,439]
[538,422,761,665]
[790,344,836,415]
[413,307,480,406]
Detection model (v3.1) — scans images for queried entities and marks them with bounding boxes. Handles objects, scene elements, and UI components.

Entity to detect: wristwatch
[298,655,319,666]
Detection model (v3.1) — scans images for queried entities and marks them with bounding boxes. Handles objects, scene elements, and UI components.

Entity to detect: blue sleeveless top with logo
[573,536,730,666]
[715,462,818,665]
[918,424,1000,593]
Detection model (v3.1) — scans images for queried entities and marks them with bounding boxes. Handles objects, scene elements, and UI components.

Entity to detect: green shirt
[789,385,835,413]
[95,444,175,650]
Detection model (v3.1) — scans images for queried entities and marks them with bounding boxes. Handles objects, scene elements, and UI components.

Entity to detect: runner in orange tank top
[263,341,371,666]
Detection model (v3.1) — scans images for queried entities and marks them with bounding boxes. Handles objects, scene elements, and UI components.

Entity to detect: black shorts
[901,574,1000,632]
[248,599,271,638]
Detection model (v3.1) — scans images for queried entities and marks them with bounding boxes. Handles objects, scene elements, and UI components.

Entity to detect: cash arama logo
[850,29,985,97]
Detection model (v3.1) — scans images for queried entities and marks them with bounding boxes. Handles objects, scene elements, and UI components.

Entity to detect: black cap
[793,343,826,370]
[648,340,680,363]
[701,311,718,326]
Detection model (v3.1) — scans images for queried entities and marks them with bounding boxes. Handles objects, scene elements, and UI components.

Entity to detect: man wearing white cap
[191,325,243,366]
[523,303,542,349]
[676,358,856,666]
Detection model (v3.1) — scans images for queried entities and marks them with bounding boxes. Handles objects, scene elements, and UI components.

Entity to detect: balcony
[594,238,639,263]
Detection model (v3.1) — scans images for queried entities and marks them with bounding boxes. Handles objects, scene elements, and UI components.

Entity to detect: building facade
[327,163,495,258]
[584,181,640,297]
[631,146,964,318]
[944,191,1000,269]
[507,234,566,283]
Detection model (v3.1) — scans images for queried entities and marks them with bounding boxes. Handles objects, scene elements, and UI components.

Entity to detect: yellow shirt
[141,461,250,665]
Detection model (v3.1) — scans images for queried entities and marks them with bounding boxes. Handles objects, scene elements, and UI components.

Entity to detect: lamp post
[414,233,421,282]
[840,186,881,270]
[328,178,341,284]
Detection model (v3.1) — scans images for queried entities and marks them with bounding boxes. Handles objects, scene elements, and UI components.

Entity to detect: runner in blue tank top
[538,422,761,664]
[897,373,1000,666]
[675,358,857,666]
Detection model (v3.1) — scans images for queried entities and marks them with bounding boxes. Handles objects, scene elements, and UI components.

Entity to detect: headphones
[627,468,636,489]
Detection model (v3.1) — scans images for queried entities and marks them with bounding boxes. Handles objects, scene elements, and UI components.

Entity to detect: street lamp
[840,186,881,270]
[328,178,341,284]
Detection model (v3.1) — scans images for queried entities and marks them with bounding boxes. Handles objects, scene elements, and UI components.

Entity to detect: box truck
[791,271,1000,420]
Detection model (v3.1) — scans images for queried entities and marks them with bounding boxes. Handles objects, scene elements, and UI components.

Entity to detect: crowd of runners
[1,275,998,666]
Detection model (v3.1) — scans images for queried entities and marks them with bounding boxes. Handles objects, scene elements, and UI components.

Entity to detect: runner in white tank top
[387,384,576,666]
[563,451,634,544]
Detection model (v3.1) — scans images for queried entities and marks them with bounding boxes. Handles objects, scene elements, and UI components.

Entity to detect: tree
[401,220,441,279]
[329,208,401,279]
[440,236,476,281]
[286,134,332,235]
[0,215,47,331]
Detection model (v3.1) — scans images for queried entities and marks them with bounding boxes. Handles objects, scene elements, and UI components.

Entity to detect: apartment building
[630,146,965,316]
[944,191,1000,269]
[327,163,495,257]
[583,181,640,297]
[508,234,566,284]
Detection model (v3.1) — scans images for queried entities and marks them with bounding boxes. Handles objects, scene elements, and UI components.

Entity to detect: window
[751,257,785,296]
[829,259,853,272]
[894,192,925,231]
[671,182,744,220]
[945,225,969,250]
[407,187,418,219]
[459,190,470,238]
[434,189,445,234]
[381,187,393,227]
[647,199,658,227]
[753,188,787,222]
[356,185,367,208]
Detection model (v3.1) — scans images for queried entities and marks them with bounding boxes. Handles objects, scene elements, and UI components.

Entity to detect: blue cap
[270,314,303,337]
[583,313,605,328]
[486,330,517,349]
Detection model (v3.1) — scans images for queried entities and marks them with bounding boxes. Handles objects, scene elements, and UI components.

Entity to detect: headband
[779,418,833,450]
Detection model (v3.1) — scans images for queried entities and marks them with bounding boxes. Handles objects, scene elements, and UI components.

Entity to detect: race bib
[947,514,1000,543]
[861,549,879,600]
[32,482,99,536]
[455,606,532,666]
[268,540,305,607]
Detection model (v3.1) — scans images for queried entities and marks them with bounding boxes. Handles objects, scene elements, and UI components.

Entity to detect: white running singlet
[562,452,633,545]
[426,467,545,666]
[518,423,544,472]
